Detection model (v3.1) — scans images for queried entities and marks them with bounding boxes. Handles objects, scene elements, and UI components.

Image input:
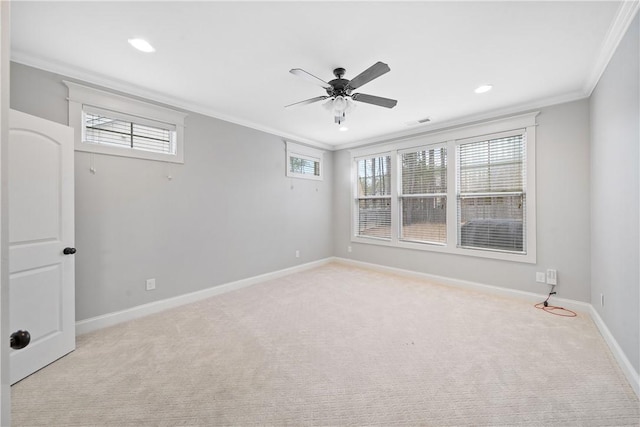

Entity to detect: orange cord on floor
[535,291,577,317]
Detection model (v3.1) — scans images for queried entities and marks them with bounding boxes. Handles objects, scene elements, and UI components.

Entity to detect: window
[400,146,447,244]
[65,81,187,163]
[356,155,392,239]
[350,112,537,263]
[286,142,324,180]
[83,106,177,155]
[457,132,526,253]
[290,156,320,177]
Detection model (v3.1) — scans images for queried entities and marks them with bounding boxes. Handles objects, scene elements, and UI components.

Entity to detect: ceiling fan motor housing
[327,67,352,97]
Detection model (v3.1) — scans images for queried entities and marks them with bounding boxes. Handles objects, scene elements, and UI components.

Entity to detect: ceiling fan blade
[351,93,397,108]
[290,68,332,89]
[347,62,391,90]
[285,95,329,108]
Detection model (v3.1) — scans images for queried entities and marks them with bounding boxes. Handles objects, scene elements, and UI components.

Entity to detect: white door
[8,109,75,384]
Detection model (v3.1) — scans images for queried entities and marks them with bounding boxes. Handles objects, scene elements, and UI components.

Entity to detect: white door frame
[0,1,11,425]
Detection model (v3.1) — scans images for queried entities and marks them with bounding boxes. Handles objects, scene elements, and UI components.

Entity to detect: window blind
[83,107,176,155]
[289,156,320,176]
[356,156,392,239]
[457,134,526,252]
[400,147,447,244]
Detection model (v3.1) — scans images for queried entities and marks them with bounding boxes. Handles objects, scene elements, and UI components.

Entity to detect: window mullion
[390,150,399,243]
[447,140,458,247]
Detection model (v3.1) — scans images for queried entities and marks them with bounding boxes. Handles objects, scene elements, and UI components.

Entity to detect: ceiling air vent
[406,117,432,126]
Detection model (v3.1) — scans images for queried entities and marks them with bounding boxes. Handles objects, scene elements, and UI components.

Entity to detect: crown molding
[10,51,334,152]
[10,50,591,153]
[332,90,587,151]
[583,0,640,96]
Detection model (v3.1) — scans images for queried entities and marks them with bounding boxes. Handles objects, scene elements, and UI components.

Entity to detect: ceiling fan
[286,61,397,125]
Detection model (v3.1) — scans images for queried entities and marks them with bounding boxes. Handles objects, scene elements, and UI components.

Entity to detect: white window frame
[286,142,324,180]
[65,81,187,163]
[398,143,448,246]
[354,152,393,241]
[455,129,528,254]
[349,112,538,263]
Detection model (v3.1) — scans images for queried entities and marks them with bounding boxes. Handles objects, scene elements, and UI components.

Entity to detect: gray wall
[10,62,333,321]
[333,99,592,302]
[590,15,639,373]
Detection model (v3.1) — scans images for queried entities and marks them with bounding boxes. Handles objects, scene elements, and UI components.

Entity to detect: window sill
[350,235,536,264]
[77,141,184,164]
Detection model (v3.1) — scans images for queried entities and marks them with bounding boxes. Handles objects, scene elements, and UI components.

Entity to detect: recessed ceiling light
[128,38,155,53]
[474,84,493,94]
[339,126,349,132]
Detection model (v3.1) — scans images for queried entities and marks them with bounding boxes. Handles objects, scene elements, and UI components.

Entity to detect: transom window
[286,142,324,180]
[65,81,187,163]
[83,106,177,156]
[289,156,320,177]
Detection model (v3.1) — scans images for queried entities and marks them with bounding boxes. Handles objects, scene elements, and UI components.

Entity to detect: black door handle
[63,247,76,255]
[10,330,30,350]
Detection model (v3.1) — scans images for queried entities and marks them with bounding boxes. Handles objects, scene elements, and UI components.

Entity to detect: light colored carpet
[11,262,639,426]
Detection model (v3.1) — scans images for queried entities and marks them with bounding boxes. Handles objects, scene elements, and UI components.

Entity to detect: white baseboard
[334,257,639,398]
[588,305,640,397]
[333,257,591,312]
[75,258,333,335]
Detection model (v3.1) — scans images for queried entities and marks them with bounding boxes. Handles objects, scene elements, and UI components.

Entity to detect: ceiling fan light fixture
[474,84,493,94]
[345,98,356,113]
[333,96,347,112]
[322,99,334,111]
[339,126,349,132]
[128,38,155,53]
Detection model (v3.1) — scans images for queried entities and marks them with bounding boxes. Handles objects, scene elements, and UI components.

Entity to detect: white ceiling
[10,1,632,150]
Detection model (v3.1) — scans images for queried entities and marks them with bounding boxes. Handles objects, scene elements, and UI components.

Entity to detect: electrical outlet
[146,278,156,291]
[600,293,605,307]
[295,250,300,258]
[536,272,546,283]
[347,246,352,253]
[546,269,557,285]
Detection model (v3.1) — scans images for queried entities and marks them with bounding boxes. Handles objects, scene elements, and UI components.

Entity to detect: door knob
[63,247,76,255]
[10,330,30,350]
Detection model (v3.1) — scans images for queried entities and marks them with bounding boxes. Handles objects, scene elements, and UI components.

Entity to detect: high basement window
[83,106,176,156]
[286,142,324,180]
[65,81,187,163]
